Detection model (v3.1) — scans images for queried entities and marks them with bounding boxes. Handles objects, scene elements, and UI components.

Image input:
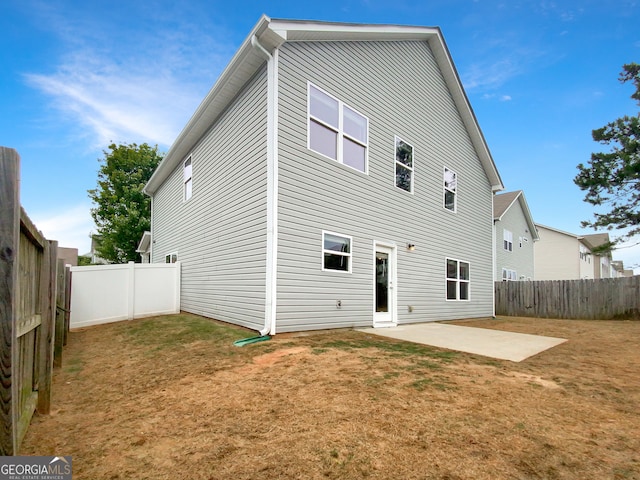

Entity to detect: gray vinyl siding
[495,200,535,281]
[151,67,268,330]
[275,40,495,332]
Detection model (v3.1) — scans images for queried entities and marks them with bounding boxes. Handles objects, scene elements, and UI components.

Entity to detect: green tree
[574,63,640,250]
[88,143,163,263]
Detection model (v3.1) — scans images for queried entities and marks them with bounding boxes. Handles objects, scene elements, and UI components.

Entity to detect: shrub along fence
[495,276,640,320]
[1,147,70,455]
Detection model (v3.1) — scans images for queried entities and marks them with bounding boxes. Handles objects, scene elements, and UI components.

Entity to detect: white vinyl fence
[70,262,181,328]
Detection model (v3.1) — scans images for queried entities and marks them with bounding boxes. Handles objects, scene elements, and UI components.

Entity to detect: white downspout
[491,194,496,318]
[252,35,279,336]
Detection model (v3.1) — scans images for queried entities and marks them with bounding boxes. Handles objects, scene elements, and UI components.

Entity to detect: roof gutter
[252,33,279,337]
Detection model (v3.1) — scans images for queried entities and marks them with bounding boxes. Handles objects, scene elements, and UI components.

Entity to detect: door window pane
[376,252,389,312]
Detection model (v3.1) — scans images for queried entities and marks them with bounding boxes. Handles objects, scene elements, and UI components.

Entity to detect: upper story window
[308,83,368,173]
[444,167,457,211]
[446,258,470,300]
[579,245,591,263]
[395,136,414,193]
[503,230,513,252]
[183,157,193,201]
[322,231,352,273]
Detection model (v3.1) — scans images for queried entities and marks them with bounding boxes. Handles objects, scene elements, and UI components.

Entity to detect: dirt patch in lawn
[21,315,640,479]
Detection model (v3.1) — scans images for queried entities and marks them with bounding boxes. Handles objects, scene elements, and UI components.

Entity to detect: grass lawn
[21,314,640,479]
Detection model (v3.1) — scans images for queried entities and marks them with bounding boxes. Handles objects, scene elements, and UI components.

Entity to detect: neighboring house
[86,234,110,265]
[581,233,613,279]
[493,190,538,281]
[57,247,78,267]
[611,261,635,278]
[143,16,504,334]
[534,224,600,280]
[136,231,151,263]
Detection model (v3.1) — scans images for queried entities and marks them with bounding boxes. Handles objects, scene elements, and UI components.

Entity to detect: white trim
[394,135,414,194]
[445,257,471,301]
[443,166,457,213]
[307,82,369,174]
[165,252,178,264]
[321,230,353,274]
[253,36,279,336]
[491,193,496,315]
[373,241,397,327]
[149,197,154,262]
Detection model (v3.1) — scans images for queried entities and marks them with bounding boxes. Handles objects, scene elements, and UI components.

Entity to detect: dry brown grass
[21,314,640,480]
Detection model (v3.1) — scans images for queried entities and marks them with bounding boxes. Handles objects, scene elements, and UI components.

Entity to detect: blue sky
[2,0,639,270]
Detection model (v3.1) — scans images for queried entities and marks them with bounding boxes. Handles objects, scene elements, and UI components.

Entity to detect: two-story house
[493,190,538,281]
[534,224,596,280]
[143,16,504,334]
[582,233,614,279]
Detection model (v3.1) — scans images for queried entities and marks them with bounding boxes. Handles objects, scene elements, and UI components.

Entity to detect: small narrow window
[395,137,414,193]
[165,252,178,263]
[503,230,513,252]
[446,258,470,300]
[444,168,457,211]
[308,83,368,173]
[322,231,352,273]
[183,157,193,201]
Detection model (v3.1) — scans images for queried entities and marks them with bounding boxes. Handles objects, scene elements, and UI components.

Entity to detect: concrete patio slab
[356,323,567,362]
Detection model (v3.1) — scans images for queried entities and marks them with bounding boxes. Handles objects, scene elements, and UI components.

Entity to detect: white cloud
[500,95,512,102]
[22,4,234,150]
[30,204,95,255]
[25,54,205,149]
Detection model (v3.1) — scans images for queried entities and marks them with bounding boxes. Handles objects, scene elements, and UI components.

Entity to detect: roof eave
[144,17,505,195]
[144,14,279,195]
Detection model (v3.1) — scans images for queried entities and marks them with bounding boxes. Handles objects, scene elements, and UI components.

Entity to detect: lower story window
[322,231,352,272]
[502,268,517,281]
[165,252,178,263]
[446,258,470,300]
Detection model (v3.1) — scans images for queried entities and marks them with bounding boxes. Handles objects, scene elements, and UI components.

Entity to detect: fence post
[63,265,71,345]
[128,261,135,320]
[37,241,57,414]
[54,259,66,368]
[0,147,20,455]
[174,261,181,314]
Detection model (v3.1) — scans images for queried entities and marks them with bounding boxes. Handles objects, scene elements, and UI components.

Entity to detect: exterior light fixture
[407,243,415,251]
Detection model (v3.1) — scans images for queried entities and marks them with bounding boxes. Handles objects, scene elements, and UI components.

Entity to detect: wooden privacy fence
[1,147,70,455]
[495,276,640,320]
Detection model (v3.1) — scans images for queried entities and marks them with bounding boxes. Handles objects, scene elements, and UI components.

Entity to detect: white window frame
[165,252,178,264]
[445,257,470,301]
[183,156,193,202]
[394,136,414,193]
[443,167,457,212]
[502,268,517,281]
[503,229,513,252]
[308,82,369,174]
[321,231,353,273]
